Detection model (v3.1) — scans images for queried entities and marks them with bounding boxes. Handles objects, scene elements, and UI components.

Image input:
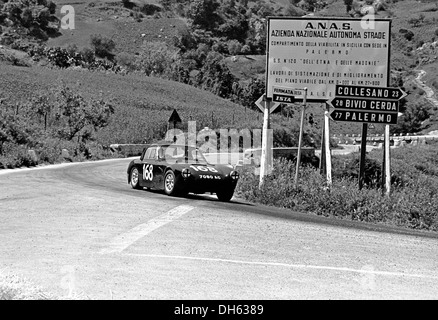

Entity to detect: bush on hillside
[90,34,116,60]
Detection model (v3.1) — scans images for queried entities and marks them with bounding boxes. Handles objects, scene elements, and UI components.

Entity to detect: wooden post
[319,113,326,175]
[359,124,368,190]
[294,88,308,189]
[259,98,271,189]
[384,125,391,195]
[324,103,332,186]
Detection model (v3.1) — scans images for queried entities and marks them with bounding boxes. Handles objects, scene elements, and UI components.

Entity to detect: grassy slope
[4,0,438,140]
[0,62,261,146]
[48,1,188,54]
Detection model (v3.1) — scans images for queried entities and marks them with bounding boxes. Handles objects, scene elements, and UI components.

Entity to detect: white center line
[125,253,438,280]
[100,204,195,254]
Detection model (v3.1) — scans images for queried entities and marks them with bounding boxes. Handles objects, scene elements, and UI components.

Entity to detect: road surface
[1,159,438,300]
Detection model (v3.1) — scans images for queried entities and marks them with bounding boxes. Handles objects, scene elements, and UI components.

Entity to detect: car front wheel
[164,170,179,196]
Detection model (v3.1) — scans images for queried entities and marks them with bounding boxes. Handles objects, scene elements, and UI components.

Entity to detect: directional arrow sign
[329,97,400,113]
[330,110,398,125]
[335,85,407,100]
[255,94,280,114]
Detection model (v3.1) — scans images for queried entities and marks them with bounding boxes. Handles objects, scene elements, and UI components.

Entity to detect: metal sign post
[294,88,308,189]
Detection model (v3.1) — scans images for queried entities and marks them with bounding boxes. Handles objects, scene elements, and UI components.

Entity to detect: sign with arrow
[335,85,407,101]
[330,109,398,125]
[329,97,400,113]
[329,85,407,125]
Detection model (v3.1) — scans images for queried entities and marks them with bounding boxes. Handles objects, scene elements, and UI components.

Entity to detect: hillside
[47,0,188,55]
[0,60,262,147]
[1,0,438,158]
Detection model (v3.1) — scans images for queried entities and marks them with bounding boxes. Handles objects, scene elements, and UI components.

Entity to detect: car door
[140,147,157,189]
[140,146,167,190]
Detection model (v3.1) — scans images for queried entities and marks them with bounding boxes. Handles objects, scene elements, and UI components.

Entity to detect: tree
[391,99,431,134]
[187,0,222,31]
[196,52,237,98]
[344,0,353,12]
[227,40,242,55]
[55,85,114,141]
[136,41,178,76]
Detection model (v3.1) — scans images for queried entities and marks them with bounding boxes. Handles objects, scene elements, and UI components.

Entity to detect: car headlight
[230,171,239,180]
[182,168,191,179]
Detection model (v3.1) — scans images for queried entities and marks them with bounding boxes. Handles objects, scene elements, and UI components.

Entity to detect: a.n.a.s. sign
[266,17,391,102]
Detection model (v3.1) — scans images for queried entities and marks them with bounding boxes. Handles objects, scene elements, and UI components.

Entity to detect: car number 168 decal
[143,164,154,181]
[190,165,218,173]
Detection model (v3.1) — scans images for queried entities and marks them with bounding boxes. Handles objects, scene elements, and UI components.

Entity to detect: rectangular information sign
[266,17,391,102]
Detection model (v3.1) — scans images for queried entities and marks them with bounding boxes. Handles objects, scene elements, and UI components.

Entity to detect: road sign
[168,109,182,124]
[266,18,391,102]
[273,87,305,99]
[330,109,398,125]
[255,95,280,114]
[329,97,400,113]
[273,94,295,104]
[335,85,407,101]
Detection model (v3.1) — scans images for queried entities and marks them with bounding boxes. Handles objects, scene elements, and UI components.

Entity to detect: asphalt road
[1,158,438,300]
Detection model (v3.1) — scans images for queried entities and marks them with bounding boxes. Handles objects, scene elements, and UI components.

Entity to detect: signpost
[294,88,308,189]
[257,95,274,188]
[262,17,403,194]
[329,84,407,190]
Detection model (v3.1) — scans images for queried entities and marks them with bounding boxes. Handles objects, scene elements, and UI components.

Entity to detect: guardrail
[333,134,438,146]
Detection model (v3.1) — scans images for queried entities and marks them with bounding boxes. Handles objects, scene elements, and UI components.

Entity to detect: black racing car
[127,143,239,202]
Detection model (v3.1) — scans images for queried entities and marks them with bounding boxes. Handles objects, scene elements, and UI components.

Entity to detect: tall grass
[236,143,438,232]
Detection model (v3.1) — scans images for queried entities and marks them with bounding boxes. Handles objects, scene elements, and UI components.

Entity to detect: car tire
[216,189,234,202]
[130,167,141,190]
[164,170,180,196]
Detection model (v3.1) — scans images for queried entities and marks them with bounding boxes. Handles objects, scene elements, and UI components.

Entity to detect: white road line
[125,253,438,280]
[0,157,136,176]
[100,205,195,254]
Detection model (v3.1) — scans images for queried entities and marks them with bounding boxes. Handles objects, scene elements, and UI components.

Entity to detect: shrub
[227,40,242,56]
[90,34,116,60]
[140,4,161,15]
[116,52,137,71]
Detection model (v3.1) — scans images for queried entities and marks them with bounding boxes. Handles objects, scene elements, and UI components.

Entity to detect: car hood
[171,162,235,176]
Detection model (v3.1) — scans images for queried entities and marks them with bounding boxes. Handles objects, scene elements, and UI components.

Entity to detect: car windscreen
[163,145,209,164]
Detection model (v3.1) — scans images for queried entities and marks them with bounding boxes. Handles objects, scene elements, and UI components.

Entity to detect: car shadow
[138,187,254,206]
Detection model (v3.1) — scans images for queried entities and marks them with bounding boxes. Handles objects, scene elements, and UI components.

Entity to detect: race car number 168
[190,165,218,173]
[143,164,154,181]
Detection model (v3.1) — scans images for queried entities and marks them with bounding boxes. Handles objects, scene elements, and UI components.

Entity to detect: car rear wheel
[130,167,141,190]
[216,189,234,202]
